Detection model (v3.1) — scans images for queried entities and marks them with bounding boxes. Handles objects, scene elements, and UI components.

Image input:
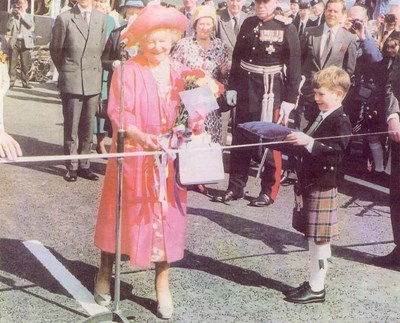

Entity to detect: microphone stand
[82,40,135,323]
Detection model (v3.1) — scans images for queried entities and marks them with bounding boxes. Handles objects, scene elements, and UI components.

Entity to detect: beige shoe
[94,273,111,306]
[156,304,174,320]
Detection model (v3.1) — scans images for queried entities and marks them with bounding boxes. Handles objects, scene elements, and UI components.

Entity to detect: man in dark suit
[300,0,357,122]
[7,0,35,89]
[378,5,400,52]
[50,0,107,182]
[293,2,314,37]
[309,0,325,27]
[289,0,300,20]
[374,51,400,267]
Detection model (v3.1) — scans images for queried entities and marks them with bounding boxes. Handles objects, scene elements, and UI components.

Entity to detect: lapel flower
[339,44,347,52]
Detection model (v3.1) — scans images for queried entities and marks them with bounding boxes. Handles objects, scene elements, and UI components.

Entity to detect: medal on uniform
[259,30,284,42]
[265,44,275,55]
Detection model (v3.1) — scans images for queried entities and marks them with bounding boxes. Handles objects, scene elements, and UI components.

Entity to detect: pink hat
[121,3,189,47]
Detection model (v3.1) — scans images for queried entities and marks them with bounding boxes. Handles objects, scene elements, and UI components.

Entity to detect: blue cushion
[238,122,293,141]
[237,121,303,155]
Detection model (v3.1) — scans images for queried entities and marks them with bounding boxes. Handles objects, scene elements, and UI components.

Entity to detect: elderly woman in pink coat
[93,4,190,319]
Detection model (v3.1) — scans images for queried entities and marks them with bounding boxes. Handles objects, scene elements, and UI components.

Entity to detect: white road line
[344,175,389,194]
[23,240,109,316]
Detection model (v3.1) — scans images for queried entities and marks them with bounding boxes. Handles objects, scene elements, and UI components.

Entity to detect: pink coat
[94,56,187,268]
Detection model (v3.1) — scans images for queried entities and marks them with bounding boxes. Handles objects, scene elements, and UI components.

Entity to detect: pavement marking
[344,175,389,195]
[23,240,109,316]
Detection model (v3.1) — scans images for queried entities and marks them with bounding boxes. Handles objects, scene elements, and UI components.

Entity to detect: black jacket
[298,107,351,189]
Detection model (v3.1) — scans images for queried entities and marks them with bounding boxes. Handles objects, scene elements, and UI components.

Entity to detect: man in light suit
[300,0,357,122]
[179,0,197,37]
[7,0,35,89]
[216,0,247,59]
[216,0,247,144]
[50,0,107,182]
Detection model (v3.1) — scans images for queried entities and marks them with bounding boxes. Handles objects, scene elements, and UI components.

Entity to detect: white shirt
[77,3,92,24]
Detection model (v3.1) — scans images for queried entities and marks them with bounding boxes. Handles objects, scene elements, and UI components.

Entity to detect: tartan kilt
[292,187,338,242]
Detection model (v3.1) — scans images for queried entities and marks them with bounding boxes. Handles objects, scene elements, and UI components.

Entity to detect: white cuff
[387,113,400,123]
[305,138,314,153]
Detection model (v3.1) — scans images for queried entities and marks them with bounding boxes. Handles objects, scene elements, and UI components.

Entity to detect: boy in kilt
[283,66,352,304]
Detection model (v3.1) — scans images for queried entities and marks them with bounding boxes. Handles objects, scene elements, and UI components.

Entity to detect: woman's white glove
[226,90,237,106]
[278,101,295,125]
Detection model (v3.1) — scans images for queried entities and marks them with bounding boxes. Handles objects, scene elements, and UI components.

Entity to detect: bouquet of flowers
[178,69,224,98]
[173,69,224,131]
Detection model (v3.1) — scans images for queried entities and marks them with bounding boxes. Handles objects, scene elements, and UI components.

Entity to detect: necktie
[299,22,304,37]
[82,11,89,25]
[233,16,239,36]
[388,58,393,70]
[306,114,323,135]
[320,30,332,66]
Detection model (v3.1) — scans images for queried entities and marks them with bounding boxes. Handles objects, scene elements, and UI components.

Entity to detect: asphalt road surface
[0,81,399,323]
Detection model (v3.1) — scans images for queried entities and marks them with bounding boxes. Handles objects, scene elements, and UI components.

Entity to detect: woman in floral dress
[172,5,230,144]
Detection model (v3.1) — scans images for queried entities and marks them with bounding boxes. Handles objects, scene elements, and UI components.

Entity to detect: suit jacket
[50,6,107,96]
[386,52,400,118]
[6,12,35,49]
[299,107,351,189]
[300,24,357,101]
[216,8,248,59]
[292,17,313,36]
[101,24,125,94]
[308,14,325,27]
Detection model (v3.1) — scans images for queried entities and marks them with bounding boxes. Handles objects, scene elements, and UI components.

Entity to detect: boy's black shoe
[284,283,325,304]
[283,281,309,297]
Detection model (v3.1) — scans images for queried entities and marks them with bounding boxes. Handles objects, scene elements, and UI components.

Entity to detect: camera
[384,14,396,25]
[350,19,364,32]
[11,1,21,17]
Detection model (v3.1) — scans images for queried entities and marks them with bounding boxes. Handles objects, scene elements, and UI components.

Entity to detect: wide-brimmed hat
[192,5,217,28]
[121,3,188,47]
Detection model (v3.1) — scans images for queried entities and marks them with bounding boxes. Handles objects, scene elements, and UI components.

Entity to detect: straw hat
[121,2,189,47]
[192,5,217,28]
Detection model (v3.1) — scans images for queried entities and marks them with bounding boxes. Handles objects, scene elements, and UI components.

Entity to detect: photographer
[344,5,382,63]
[6,0,35,89]
[377,5,400,51]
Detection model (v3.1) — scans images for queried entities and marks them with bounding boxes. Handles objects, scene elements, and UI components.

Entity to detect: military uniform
[227,14,301,201]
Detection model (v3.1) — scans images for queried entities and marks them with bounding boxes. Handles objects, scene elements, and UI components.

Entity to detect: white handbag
[178,133,225,185]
